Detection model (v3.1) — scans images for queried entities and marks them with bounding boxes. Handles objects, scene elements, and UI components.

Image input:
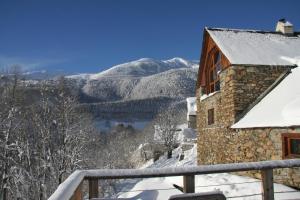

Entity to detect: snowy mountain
[81,68,197,101]
[68,58,198,80]
[21,69,70,80]
[68,58,198,102]
[67,58,199,129]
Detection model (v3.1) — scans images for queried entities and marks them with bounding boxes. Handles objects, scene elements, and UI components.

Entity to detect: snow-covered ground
[116,144,300,200]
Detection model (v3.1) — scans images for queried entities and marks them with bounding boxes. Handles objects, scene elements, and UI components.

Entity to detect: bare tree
[26,83,58,199]
[99,125,140,197]
[49,76,90,185]
[0,66,26,200]
[0,68,151,199]
[0,73,95,199]
[154,108,179,159]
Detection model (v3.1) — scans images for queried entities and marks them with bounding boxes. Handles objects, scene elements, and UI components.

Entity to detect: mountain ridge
[67,57,198,80]
[14,57,199,130]
[71,57,199,102]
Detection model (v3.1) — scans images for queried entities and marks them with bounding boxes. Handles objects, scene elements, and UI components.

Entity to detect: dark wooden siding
[196,29,231,90]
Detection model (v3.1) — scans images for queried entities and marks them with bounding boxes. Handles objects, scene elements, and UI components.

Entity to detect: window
[205,49,222,94]
[208,108,214,125]
[282,133,300,159]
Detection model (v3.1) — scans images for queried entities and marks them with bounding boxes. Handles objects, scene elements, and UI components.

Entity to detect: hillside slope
[69,58,198,102]
[82,68,197,101]
[68,57,198,80]
[66,58,198,125]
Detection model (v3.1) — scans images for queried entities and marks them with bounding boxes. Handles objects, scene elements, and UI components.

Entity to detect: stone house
[196,19,300,188]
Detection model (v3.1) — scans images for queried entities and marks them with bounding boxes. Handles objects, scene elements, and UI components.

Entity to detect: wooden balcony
[48,159,300,200]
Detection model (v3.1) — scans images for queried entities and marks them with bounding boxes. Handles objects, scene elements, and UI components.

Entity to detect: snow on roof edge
[206,27,300,66]
[231,124,300,129]
[206,27,300,35]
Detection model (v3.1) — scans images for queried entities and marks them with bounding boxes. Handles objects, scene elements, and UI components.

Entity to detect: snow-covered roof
[207,28,300,66]
[186,97,197,115]
[283,21,293,27]
[232,63,300,129]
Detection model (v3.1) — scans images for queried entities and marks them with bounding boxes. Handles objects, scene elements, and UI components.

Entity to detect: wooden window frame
[207,108,214,125]
[205,48,222,94]
[282,133,300,159]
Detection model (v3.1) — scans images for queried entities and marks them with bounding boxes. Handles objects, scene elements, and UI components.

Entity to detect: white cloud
[0,55,67,71]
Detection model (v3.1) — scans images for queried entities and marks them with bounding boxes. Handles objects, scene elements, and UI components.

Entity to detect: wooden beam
[49,159,300,200]
[83,159,300,180]
[261,169,274,200]
[183,175,195,193]
[89,179,99,199]
[71,181,82,200]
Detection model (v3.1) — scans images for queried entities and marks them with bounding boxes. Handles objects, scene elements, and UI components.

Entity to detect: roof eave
[231,125,300,129]
[230,64,297,68]
[196,28,210,89]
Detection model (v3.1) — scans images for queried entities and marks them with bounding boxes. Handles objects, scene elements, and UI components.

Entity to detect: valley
[67,57,198,131]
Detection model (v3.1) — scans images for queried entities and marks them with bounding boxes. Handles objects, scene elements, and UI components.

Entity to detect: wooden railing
[48,159,300,200]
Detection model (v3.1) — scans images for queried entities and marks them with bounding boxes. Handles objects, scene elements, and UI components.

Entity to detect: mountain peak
[136,58,156,62]
[166,57,186,62]
[67,57,198,80]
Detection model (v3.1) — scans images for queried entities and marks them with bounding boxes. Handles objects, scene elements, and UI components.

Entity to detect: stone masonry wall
[196,65,300,188]
[231,66,290,120]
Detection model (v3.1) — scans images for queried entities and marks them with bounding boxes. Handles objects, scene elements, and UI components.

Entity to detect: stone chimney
[276,18,294,35]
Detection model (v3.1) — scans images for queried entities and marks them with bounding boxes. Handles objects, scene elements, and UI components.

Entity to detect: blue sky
[0,0,300,74]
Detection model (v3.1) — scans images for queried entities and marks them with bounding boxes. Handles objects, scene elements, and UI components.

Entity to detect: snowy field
[115,145,300,200]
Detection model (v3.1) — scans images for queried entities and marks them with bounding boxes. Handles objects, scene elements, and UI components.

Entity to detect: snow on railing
[48,159,300,200]
[48,170,85,200]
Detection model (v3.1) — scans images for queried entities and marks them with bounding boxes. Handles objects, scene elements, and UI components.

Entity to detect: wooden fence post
[89,179,99,199]
[183,175,195,193]
[261,169,274,200]
[71,181,83,200]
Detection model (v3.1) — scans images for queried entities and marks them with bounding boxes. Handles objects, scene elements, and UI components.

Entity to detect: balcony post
[183,175,195,193]
[71,181,83,200]
[261,169,274,200]
[89,179,99,199]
